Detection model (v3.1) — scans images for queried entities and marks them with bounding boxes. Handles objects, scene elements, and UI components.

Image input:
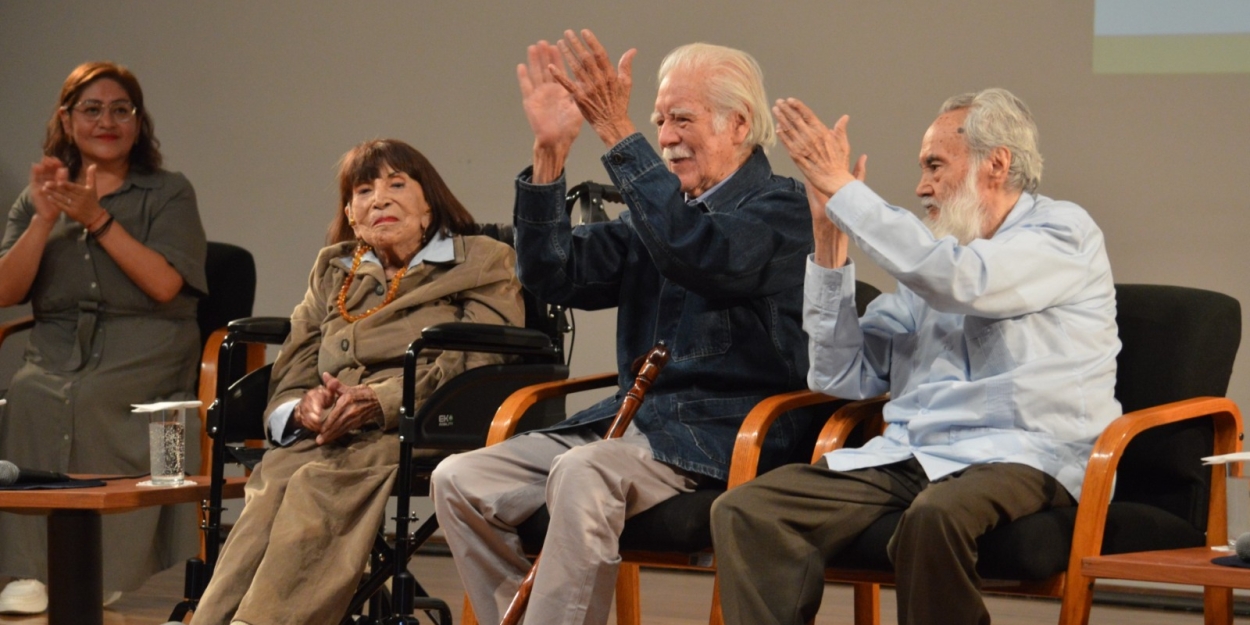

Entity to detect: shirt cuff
[804,255,855,313]
[826,180,876,232]
[267,399,302,447]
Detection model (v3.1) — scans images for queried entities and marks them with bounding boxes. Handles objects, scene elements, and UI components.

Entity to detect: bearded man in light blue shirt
[711,88,1121,625]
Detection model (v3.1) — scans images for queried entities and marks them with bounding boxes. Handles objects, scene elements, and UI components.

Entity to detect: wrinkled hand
[315,373,383,445]
[774,98,859,198]
[551,29,637,147]
[45,164,107,227]
[28,156,64,224]
[519,40,583,152]
[292,382,336,433]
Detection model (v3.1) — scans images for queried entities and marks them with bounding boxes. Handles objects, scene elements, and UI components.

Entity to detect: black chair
[171,226,570,624]
[476,262,881,625]
[803,284,1242,625]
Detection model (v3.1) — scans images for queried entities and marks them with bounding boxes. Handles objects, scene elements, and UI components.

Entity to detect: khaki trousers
[190,430,399,625]
[431,425,700,625]
[712,458,1074,625]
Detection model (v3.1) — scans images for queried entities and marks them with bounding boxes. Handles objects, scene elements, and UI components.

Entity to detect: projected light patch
[1095,0,1250,73]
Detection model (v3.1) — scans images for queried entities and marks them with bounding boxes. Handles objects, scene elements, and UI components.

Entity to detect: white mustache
[662,146,693,162]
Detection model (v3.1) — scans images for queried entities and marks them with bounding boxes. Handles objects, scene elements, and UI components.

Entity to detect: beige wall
[1,1,1246,410]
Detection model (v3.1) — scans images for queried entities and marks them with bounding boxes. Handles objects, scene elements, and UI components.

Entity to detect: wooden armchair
[460,281,883,625]
[808,284,1243,625]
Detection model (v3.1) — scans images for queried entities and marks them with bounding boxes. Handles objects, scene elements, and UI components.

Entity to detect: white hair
[657,43,775,150]
[940,88,1043,194]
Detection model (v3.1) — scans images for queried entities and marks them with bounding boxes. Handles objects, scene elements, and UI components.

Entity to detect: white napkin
[131,400,202,413]
[1202,451,1250,465]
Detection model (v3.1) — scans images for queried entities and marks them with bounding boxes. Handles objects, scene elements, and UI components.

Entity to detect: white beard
[922,166,985,245]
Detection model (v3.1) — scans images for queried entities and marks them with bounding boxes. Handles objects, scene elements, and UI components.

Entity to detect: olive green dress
[0,169,207,592]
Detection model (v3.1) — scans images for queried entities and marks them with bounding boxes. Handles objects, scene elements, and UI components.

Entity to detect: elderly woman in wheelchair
[190,139,523,625]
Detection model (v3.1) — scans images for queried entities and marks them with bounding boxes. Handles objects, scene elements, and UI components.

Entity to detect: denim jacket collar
[690,147,772,214]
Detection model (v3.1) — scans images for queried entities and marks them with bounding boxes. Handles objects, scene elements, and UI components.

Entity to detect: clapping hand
[773,98,863,199]
[48,164,106,227]
[549,29,637,148]
[519,40,583,154]
[28,157,64,225]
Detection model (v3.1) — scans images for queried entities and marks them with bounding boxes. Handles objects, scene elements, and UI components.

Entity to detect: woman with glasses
[0,61,206,614]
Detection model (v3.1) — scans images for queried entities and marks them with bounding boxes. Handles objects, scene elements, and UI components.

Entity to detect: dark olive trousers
[711,458,1074,625]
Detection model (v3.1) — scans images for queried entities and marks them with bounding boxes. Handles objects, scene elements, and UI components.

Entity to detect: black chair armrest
[225,316,292,345]
[411,322,558,360]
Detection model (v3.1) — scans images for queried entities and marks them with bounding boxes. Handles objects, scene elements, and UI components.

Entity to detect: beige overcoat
[191,233,523,624]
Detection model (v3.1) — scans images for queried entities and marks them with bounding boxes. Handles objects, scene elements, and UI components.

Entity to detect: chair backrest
[199,242,257,348]
[1112,284,1241,531]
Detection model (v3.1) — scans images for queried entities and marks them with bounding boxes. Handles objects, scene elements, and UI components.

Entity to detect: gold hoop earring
[346,206,356,227]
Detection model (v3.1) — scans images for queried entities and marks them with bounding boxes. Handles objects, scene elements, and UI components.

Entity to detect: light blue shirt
[805,181,1121,498]
[267,232,456,445]
[685,169,736,207]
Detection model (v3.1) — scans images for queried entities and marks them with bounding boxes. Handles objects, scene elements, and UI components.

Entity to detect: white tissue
[131,400,202,413]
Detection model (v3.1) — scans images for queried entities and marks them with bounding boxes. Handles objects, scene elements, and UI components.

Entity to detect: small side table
[0,476,246,625]
[1082,546,1246,625]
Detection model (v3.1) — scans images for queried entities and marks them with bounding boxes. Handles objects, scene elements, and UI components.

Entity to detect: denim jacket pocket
[672,307,732,362]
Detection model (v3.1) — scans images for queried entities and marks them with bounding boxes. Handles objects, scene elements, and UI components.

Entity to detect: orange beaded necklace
[337,244,408,323]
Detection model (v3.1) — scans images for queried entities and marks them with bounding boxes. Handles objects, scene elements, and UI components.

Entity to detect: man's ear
[984,146,1012,187]
[731,111,750,145]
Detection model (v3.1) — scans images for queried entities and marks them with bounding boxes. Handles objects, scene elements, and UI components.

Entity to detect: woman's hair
[328,139,477,246]
[44,61,162,180]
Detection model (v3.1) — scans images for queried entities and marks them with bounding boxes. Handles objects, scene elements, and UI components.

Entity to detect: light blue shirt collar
[685,169,737,207]
[343,231,455,270]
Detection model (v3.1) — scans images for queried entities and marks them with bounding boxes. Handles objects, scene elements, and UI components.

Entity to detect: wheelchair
[171,183,617,624]
[170,237,575,623]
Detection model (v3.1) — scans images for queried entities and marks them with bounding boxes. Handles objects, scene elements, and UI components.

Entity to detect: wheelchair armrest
[726,390,846,489]
[225,316,292,344]
[411,322,559,360]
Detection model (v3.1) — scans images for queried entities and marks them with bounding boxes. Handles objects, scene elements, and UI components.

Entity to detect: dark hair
[44,61,162,180]
[329,139,476,246]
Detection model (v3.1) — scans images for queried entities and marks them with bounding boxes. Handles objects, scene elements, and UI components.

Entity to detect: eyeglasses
[63,100,137,124]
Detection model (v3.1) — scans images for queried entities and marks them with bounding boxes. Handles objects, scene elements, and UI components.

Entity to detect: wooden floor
[1,554,1244,624]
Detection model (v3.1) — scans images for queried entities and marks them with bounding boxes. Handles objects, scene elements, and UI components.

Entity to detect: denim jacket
[514,133,813,481]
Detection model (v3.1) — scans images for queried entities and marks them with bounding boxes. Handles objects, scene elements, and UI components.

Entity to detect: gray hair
[940,88,1043,194]
[657,43,775,150]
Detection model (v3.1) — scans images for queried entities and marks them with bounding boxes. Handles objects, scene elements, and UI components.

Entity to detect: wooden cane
[498,341,671,625]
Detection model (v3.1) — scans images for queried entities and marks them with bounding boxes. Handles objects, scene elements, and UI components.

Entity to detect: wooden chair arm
[812,396,889,462]
[1066,397,1243,577]
[0,315,34,352]
[726,390,844,489]
[485,372,618,446]
[197,327,267,475]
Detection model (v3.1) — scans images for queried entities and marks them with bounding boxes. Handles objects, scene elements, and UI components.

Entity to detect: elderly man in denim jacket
[433,29,812,625]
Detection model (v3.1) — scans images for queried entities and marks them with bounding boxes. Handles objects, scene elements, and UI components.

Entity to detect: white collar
[342,231,455,270]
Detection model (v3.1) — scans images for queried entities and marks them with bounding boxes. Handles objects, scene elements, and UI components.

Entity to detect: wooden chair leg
[462,593,477,625]
[852,582,880,625]
[614,562,641,625]
[1057,573,1094,625]
[709,574,725,625]
[1203,585,1233,625]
